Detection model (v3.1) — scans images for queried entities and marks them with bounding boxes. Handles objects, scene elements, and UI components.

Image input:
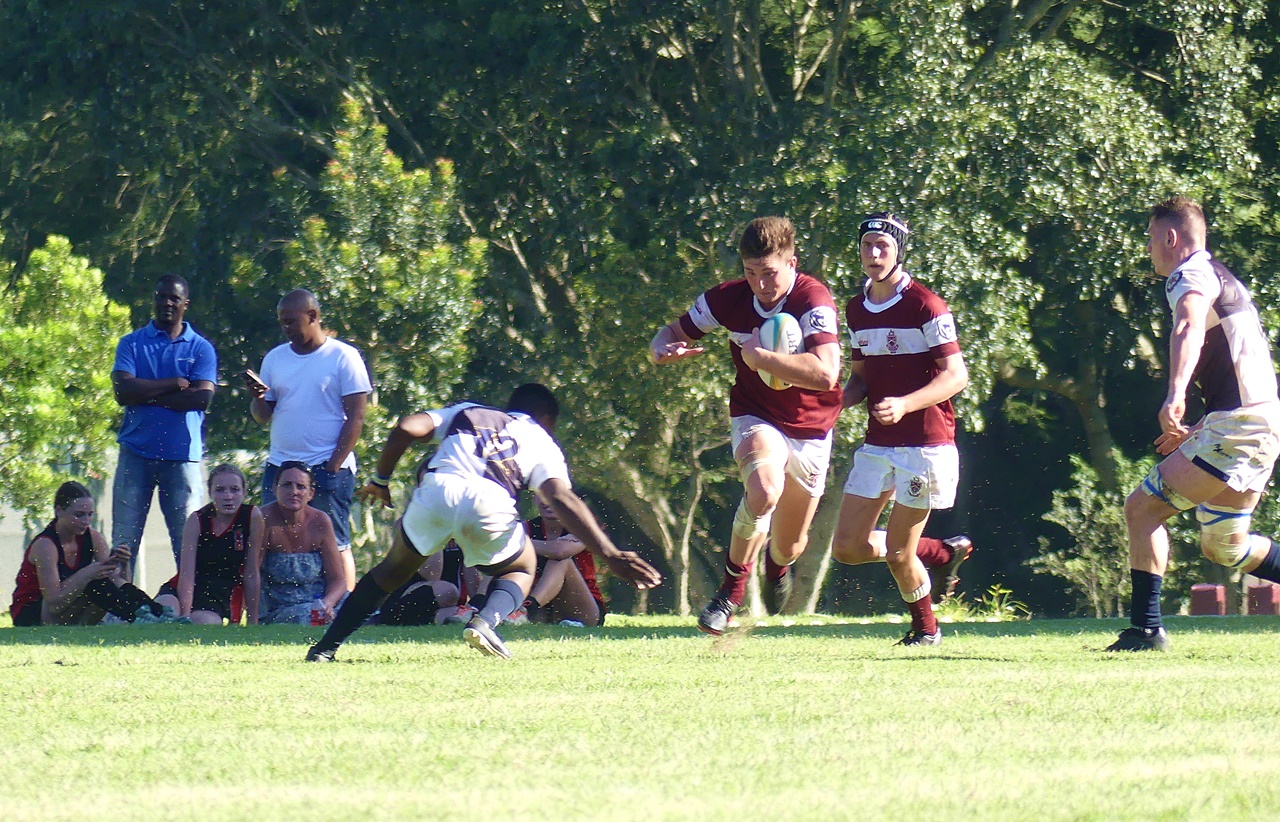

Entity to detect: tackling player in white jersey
[305,383,661,661]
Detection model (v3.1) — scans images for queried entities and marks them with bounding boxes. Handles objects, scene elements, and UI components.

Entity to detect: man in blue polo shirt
[111,274,217,579]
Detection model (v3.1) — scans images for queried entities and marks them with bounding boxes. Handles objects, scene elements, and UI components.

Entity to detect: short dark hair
[275,461,315,487]
[155,274,190,297]
[1150,196,1207,244]
[54,481,92,511]
[739,216,796,260]
[507,383,559,421]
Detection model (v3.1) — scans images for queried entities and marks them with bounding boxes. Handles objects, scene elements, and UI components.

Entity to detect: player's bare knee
[743,473,784,514]
[831,533,878,565]
[1123,489,1158,528]
[883,550,913,572]
[772,537,807,565]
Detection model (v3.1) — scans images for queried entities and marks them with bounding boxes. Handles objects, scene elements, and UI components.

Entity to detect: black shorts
[158,576,238,621]
[11,601,41,627]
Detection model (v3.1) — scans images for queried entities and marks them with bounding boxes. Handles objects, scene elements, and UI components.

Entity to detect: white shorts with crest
[730,415,832,497]
[843,443,959,510]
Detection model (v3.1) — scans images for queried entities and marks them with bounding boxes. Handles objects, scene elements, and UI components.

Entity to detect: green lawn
[3,615,1279,821]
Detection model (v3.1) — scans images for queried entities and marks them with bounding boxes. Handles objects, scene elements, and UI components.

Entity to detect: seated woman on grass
[244,462,346,625]
[510,498,607,627]
[155,464,264,625]
[9,481,170,626]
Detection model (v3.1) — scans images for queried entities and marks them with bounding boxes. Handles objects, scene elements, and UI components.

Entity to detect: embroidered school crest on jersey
[886,330,899,353]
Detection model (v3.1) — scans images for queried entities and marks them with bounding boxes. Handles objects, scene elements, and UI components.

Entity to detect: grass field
[3,614,1279,821]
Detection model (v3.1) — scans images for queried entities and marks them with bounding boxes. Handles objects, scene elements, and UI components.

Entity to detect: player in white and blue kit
[1110,196,1280,651]
[306,383,662,660]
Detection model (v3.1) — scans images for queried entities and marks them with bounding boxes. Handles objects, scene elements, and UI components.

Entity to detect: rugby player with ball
[650,216,842,633]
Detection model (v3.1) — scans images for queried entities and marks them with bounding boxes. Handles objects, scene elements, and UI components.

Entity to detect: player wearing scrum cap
[650,216,842,633]
[1108,197,1280,651]
[831,213,972,646]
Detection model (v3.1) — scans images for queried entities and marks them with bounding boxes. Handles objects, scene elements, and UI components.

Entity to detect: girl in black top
[156,464,264,624]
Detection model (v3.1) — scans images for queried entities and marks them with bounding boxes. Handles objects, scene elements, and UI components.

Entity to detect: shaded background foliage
[2,0,1280,615]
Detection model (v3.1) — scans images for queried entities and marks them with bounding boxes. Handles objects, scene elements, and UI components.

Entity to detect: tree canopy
[3,0,1280,613]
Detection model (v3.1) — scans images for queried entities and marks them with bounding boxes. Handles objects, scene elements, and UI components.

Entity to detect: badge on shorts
[908,476,924,497]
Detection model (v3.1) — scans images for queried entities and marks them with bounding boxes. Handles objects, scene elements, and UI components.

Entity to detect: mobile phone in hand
[243,369,267,390]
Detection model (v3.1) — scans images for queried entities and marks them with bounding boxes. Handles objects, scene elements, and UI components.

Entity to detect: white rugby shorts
[1178,405,1280,493]
[400,472,528,568]
[730,415,833,497]
[843,443,959,510]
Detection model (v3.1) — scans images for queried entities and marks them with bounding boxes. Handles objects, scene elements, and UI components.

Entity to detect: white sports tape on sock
[900,580,931,603]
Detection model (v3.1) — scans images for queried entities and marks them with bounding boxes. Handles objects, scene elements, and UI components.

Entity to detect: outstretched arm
[650,321,705,365]
[356,412,439,508]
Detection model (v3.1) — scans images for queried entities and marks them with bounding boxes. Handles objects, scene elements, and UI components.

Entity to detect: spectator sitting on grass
[245,462,347,625]
[155,464,264,625]
[509,497,607,628]
[9,482,172,626]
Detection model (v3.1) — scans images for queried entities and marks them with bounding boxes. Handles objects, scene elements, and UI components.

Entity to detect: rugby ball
[756,313,803,390]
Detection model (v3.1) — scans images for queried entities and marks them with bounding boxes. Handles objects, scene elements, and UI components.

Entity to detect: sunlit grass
[3,615,1279,821]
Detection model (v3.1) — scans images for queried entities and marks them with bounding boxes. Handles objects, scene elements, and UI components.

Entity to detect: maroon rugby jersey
[678,274,841,439]
[846,274,961,447]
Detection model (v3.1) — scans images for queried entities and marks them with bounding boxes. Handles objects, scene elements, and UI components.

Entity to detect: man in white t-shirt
[246,289,372,590]
[304,383,662,661]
